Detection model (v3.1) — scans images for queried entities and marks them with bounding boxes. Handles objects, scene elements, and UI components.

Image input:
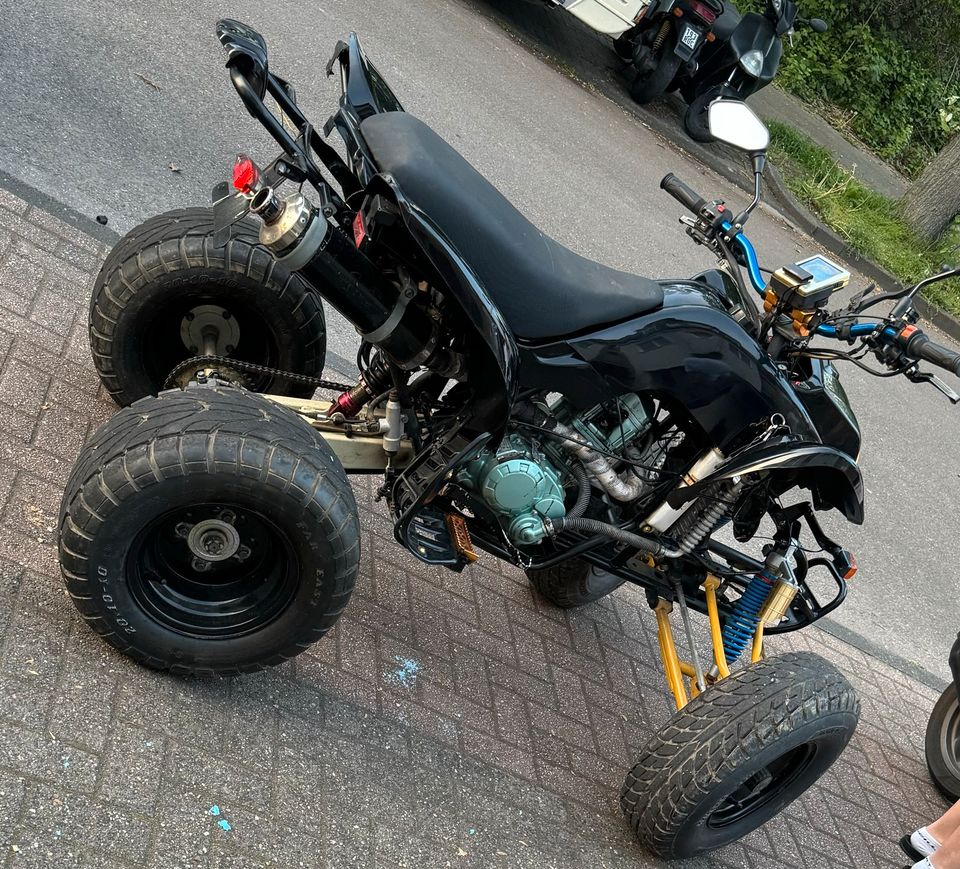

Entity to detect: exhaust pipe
[254,189,440,371]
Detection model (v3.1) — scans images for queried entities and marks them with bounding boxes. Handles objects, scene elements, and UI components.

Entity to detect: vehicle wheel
[630,46,683,105]
[925,684,960,801]
[613,27,639,63]
[58,385,359,675]
[621,652,859,859]
[90,207,328,407]
[684,87,723,142]
[526,558,625,608]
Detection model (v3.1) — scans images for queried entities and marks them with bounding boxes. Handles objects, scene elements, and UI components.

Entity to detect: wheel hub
[180,305,241,356]
[187,518,241,562]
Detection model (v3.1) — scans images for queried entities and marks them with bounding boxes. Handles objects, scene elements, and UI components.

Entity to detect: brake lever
[905,367,960,403]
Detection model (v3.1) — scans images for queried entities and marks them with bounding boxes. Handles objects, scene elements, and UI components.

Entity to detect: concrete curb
[763,165,960,343]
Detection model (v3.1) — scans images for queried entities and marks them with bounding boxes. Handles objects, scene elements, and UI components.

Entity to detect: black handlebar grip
[661,173,708,215]
[904,331,960,377]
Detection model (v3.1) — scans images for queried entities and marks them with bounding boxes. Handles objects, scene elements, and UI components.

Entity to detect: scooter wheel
[58,385,359,675]
[90,207,327,406]
[621,652,859,859]
[683,88,722,143]
[925,683,960,801]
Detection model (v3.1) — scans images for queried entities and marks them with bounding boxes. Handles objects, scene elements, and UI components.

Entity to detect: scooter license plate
[680,24,701,49]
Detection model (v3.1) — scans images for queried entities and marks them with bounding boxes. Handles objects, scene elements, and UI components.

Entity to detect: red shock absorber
[326,355,392,418]
[327,382,372,418]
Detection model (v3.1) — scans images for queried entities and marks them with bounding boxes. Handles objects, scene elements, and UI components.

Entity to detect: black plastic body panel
[518,280,820,451]
[328,34,404,187]
[672,436,865,524]
[696,11,784,96]
[794,358,862,460]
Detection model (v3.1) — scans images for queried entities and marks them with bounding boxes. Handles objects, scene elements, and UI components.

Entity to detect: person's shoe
[900,828,940,861]
[900,834,923,861]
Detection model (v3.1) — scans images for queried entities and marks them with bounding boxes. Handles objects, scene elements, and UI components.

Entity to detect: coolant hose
[550,516,674,559]
[567,461,591,520]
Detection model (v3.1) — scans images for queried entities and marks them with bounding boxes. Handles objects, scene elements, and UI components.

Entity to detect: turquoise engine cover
[458,434,566,545]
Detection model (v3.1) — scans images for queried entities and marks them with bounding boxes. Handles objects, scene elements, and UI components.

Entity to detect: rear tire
[58,385,359,675]
[90,207,328,406]
[526,558,625,608]
[925,684,960,801]
[621,652,859,859]
[630,46,683,106]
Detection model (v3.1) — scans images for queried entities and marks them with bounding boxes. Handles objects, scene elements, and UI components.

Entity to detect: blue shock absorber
[721,570,776,663]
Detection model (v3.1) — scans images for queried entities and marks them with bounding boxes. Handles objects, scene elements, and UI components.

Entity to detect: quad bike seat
[360,111,664,342]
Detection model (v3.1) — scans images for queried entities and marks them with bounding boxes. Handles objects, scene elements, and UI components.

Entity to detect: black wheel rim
[938,694,960,780]
[706,742,820,829]
[127,502,299,639]
[142,287,278,392]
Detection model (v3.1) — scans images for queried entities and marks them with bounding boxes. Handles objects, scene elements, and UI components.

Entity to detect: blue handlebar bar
[728,225,895,342]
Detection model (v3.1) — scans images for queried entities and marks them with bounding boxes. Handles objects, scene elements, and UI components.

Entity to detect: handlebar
[899,327,960,376]
[661,174,707,215]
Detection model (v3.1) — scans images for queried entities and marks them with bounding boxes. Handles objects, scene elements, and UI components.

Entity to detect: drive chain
[163,355,355,393]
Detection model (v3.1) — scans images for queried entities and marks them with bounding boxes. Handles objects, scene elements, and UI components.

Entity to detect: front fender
[671,437,865,524]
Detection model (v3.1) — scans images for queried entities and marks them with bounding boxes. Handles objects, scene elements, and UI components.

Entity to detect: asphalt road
[0,0,958,683]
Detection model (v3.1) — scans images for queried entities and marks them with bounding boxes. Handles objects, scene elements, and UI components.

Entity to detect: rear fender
[325,34,405,186]
[365,175,519,439]
[670,437,865,523]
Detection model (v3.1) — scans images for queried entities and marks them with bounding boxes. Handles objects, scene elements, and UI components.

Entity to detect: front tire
[58,386,359,674]
[925,684,960,801]
[621,652,859,859]
[684,87,723,142]
[526,558,625,608]
[90,207,328,406]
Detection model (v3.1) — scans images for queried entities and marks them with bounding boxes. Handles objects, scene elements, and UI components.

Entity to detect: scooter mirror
[809,18,829,32]
[708,100,770,155]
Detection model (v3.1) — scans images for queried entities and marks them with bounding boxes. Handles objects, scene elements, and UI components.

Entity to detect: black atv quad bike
[62,21,960,859]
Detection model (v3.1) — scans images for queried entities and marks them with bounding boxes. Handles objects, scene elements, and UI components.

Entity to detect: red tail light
[232,155,259,194]
[688,1,717,23]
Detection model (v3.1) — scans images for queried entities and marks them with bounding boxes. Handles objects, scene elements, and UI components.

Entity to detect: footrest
[406,507,472,571]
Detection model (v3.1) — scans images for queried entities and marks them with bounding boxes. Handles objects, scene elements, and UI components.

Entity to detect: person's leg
[930,802,960,847]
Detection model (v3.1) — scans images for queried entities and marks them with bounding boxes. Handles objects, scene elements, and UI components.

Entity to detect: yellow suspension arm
[703,574,731,679]
[655,599,689,710]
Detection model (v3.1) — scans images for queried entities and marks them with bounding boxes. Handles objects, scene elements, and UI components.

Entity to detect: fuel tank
[517,278,820,451]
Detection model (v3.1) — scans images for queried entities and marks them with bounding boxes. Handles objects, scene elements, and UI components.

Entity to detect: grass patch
[767,120,960,317]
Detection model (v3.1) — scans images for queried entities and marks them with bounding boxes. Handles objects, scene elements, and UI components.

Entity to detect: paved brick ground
[0,187,951,868]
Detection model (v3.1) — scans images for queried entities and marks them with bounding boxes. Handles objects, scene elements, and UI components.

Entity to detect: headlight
[771,0,784,11]
[740,49,765,77]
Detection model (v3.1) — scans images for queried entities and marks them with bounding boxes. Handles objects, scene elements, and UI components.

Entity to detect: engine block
[458,394,653,546]
[458,434,566,545]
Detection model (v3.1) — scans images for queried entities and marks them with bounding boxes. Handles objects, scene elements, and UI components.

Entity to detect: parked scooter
[543,0,721,105]
[926,636,960,801]
[681,0,828,141]
[612,0,724,105]
[544,0,827,142]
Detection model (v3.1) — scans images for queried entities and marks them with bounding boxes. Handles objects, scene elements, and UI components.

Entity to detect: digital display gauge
[788,255,851,298]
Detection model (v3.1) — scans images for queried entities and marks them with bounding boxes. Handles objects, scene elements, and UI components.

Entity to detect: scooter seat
[713,4,742,41]
[360,111,664,342]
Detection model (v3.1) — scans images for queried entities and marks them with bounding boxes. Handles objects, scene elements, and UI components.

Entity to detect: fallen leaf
[457,849,467,857]
[168,163,181,174]
[134,72,161,91]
